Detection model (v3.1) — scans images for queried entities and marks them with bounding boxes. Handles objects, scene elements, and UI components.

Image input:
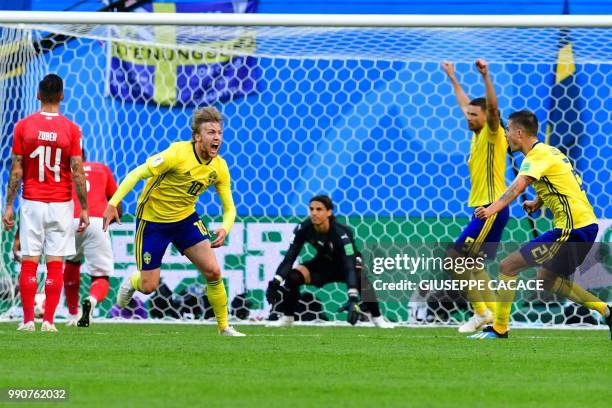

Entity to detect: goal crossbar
[0,11,611,28]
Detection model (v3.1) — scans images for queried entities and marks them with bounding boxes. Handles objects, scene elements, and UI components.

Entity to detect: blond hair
[191,106,223,139]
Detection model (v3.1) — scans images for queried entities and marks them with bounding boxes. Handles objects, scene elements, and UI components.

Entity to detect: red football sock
[19,260,38,323]
[64,261,81,315]
[43,261,64,324]
[89,276,110,303]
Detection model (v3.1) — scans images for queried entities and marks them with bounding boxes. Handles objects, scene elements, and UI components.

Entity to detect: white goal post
[0,11,610,326]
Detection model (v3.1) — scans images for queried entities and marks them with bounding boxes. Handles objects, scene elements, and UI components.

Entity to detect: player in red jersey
[65,154,122,327]
[2,74,89,332]
[12,153,122,327]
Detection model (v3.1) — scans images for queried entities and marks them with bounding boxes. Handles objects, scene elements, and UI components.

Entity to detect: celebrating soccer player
[442,59,509,332]
[470,110,611,339]
[102,107,245,336]
[2,74,89,332]
[265,195,394,328]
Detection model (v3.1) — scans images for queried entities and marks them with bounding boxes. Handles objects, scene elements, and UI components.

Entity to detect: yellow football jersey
[467,122,508,207]
[518,142,596,229]
[137,141,234,225]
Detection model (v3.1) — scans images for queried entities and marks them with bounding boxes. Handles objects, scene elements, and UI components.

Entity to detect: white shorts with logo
[65,217,114,277]
[20,198,75,257]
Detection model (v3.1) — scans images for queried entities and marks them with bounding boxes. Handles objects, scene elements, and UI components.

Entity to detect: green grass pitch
[0,323,610,407]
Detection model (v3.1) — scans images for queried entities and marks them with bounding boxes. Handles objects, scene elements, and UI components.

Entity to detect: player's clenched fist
[475,58,488,76]
[522,199,541,214]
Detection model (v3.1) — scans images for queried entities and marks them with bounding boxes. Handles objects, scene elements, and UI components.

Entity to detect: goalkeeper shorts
[302,256,351,288]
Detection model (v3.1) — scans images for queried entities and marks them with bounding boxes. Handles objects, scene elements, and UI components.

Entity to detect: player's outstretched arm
[2,154,23,231]
[71,155,90,233]
[475,58,501,132]
[103,164,153,231]
[475,175,533,220]
[212,182,236,248]
[442,61,470,118]
[336,231,362,325]
[266,227,306,305]
[276,230,306,280]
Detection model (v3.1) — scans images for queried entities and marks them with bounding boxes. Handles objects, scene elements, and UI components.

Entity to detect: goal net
[1,14,610,327]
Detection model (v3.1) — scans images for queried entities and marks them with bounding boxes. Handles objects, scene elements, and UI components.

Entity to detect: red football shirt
[12,111,82,202]
[72,162,118,218]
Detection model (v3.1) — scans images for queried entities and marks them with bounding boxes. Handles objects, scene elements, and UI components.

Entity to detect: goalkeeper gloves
[346,289,361,326]
[266,275,283,305]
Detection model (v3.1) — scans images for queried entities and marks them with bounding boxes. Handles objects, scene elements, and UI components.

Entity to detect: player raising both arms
[2,74,89,332]
[266,195,394,328]
[442,59,509,333]
[470,110,611,339]
[103,107,245,336]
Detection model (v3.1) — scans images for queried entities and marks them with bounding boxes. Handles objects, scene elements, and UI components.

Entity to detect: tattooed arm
[2,154,23,230]
[475,175,533,220]
[71,155,90,233]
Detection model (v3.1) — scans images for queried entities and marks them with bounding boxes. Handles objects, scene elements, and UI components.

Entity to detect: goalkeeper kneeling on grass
[266,195,393,328]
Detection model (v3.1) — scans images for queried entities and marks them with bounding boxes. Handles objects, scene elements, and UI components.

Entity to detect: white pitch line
[245,334,324,337]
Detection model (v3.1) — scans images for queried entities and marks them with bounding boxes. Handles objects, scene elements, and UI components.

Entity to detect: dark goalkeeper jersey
[275,219,359,289]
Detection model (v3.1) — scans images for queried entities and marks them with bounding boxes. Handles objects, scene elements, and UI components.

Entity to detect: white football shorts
[66,217,114,277]
[19,198,75,257]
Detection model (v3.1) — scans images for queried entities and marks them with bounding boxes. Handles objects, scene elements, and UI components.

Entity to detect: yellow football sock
[569,283,608,315]
[472,268,497,314]
[451,269,486,316]
[551,277,608,316]
[583,301,608,316]
[130,271,142,291]
[471,301,488,316]
[493,273,517,334]
[207,279,228,331]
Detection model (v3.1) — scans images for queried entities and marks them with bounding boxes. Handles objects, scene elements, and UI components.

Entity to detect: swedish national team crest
[206,171,218,185]
[143,252,152,265]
